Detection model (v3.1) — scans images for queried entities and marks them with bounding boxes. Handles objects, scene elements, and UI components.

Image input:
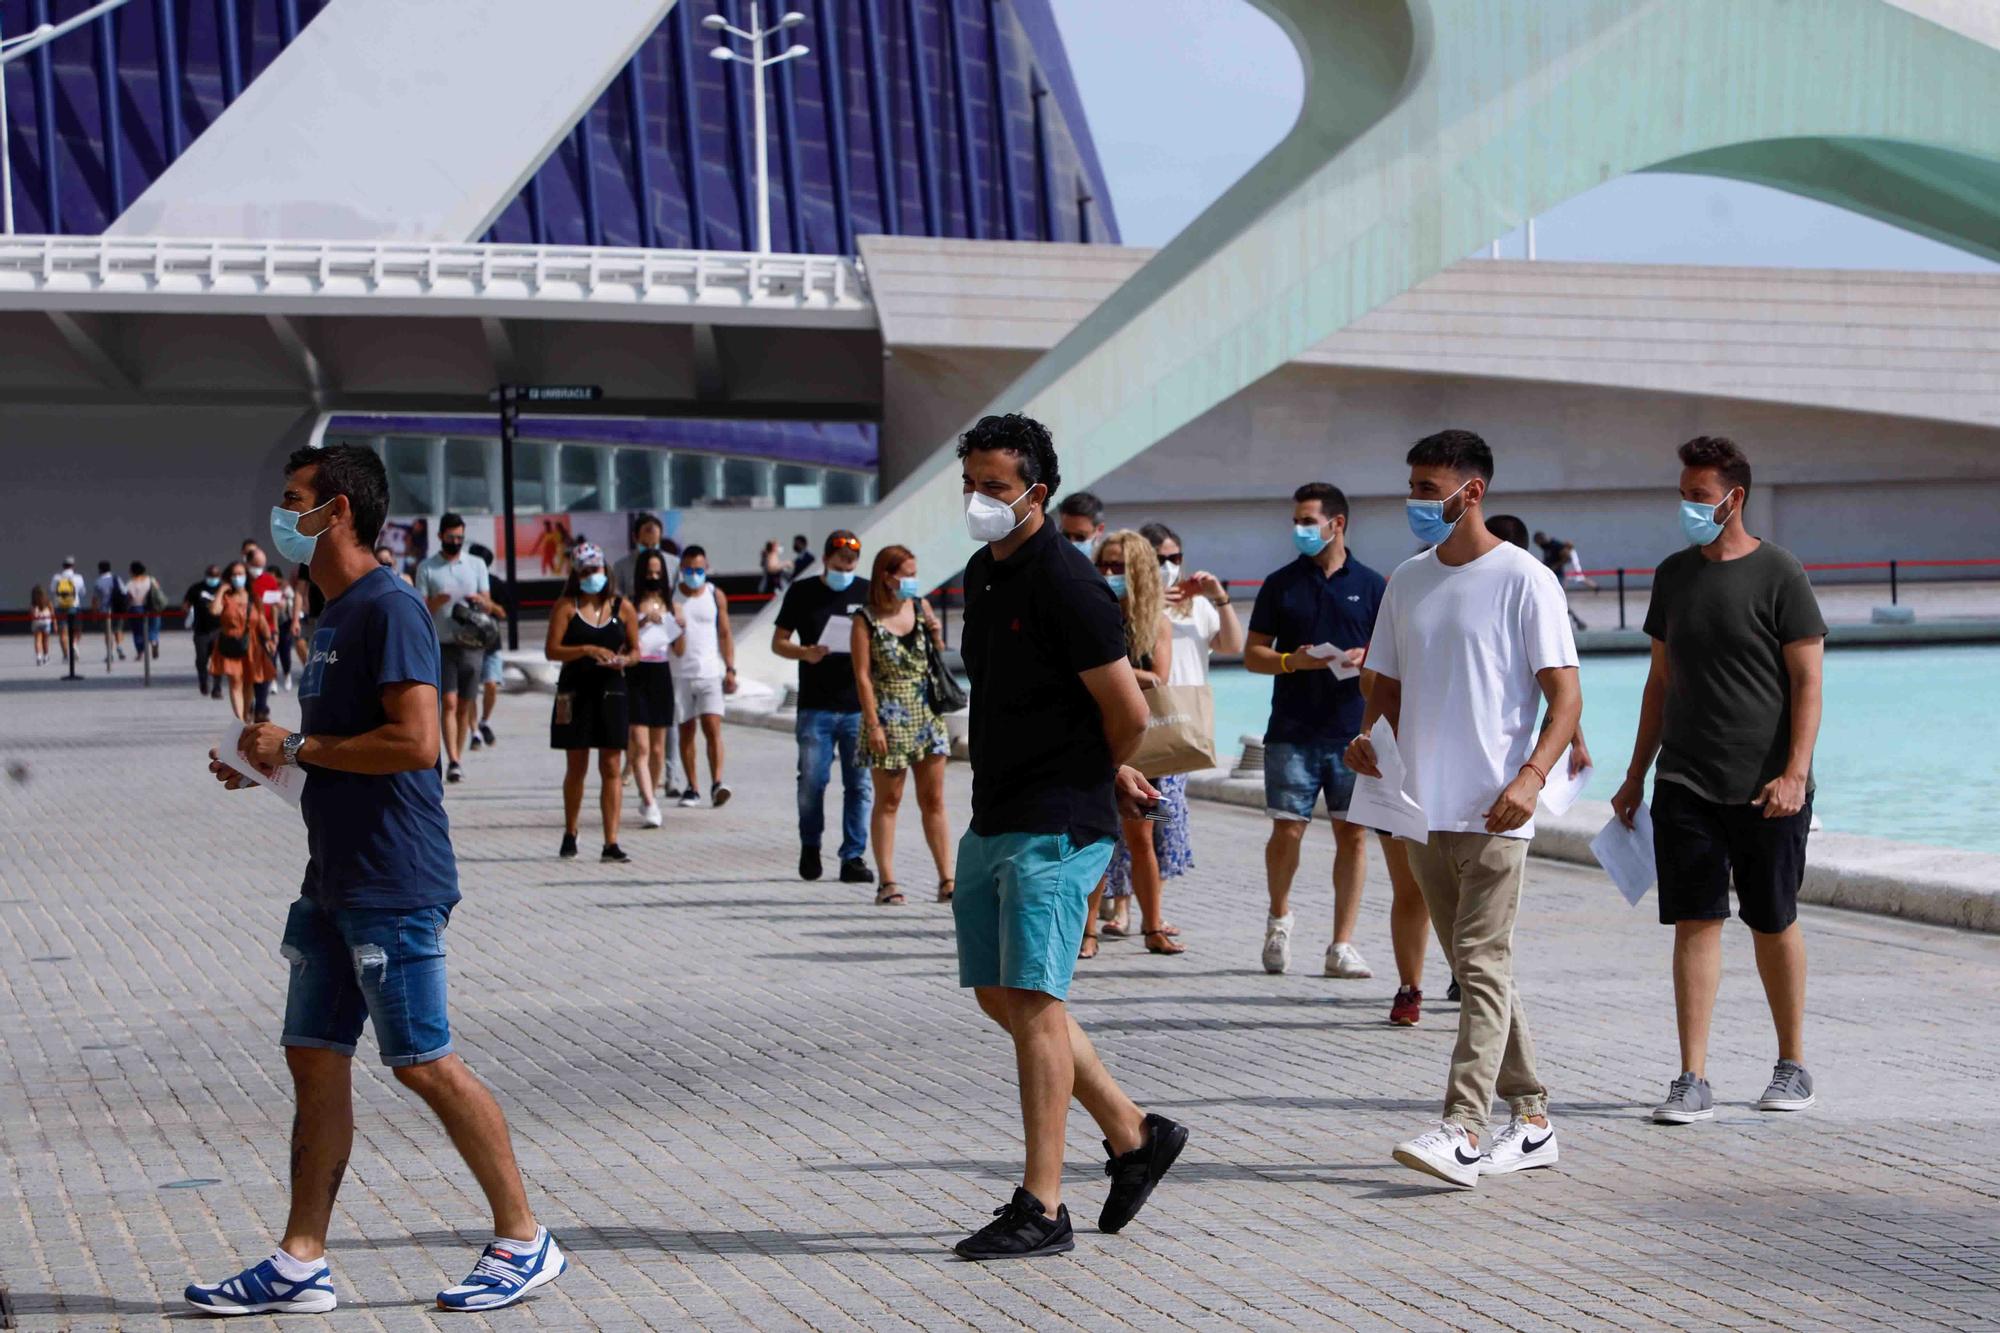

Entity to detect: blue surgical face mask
[1406,479,1474,546]
[1103,572,1128,599]
[1679,491,1738,547]
[204,575,221,589]
[897,575,923,600]
[1070,537,1096,558]
[231,573,247,589]
[1292,524,1328,557]
[823,568,857,592]
[269,498,334,565]
[682,568,708,590]
[579,571,608,595]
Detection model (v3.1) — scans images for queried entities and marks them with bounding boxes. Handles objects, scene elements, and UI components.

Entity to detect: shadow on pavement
[389,1225,940,1258]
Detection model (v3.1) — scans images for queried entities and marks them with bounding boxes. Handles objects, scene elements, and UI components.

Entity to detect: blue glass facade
[0,0,1119,250]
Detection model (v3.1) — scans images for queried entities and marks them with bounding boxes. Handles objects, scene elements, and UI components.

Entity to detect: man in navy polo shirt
[1246,483,1427,1008]
[186,445,564,1317]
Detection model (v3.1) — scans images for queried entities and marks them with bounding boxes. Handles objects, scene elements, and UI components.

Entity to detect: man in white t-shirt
[1348,429,1581,1190]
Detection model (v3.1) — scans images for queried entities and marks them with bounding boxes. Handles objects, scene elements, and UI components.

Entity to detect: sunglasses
[828,536,862,552]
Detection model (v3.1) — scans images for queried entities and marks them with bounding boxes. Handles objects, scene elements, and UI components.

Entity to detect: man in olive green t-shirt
[1612,436,1826,1128]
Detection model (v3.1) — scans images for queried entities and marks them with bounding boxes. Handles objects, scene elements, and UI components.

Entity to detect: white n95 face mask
[964,489,1032,543]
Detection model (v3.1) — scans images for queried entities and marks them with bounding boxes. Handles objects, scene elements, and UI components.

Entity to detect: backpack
[52,577,78,612]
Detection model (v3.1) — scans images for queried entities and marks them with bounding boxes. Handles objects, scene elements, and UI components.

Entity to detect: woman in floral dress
[851,545,954,905]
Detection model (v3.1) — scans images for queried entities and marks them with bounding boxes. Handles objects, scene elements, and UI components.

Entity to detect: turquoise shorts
[953,829,1116,1000]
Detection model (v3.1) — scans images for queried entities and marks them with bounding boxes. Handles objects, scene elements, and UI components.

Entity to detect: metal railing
[0,235,871,313]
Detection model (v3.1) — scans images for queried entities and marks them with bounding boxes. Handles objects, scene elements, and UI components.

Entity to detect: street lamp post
[704,5,808,254]
[1,0,137,235]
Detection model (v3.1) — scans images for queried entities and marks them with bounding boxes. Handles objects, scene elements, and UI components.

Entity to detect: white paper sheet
[1344,716,1428,843]
[213,724,306,806]
[1538,745,1593,817]
[1303,642,1361,680]
[818,615,853,654]
[1589,805,1656,905]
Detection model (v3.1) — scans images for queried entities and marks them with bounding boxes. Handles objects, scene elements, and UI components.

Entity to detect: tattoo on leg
[290,1107,306,1185]
[327,1156,349,1204]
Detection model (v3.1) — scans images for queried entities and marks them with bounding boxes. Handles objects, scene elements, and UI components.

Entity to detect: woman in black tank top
[544,544,639,862]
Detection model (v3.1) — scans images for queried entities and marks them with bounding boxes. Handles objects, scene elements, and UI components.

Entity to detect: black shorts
[627,661,676,729]
[1652,779,1812,933]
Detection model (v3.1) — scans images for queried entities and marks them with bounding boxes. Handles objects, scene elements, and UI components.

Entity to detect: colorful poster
[379,517,430,571]
[497,515,575,579]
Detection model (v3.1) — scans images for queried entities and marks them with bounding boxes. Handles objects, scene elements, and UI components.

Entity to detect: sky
[1050,0,1998,272]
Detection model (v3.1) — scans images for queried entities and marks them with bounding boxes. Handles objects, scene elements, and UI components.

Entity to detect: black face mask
[636,576,664,593]
[440,538,463,555]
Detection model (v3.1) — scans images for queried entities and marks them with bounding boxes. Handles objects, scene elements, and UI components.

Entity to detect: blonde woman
[1081,530,1180,958]
[851,545,953,905]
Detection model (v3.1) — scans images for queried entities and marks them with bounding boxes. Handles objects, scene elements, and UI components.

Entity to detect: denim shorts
[954,829,1116,1001]
[1264,738,1358,821]
[481,650,505,686]
[280,896,454,1067]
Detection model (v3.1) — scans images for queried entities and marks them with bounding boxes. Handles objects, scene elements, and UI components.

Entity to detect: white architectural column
[109,0,677,240]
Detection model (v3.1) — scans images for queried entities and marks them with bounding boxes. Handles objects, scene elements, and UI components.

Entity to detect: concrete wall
[1082,365,2000,589]
[3,404,314,607]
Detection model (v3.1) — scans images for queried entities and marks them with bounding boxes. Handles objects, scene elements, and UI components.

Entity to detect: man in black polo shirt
[772,529,875,885]
[951,413,1189,1261]
[1247,483,1425,1005]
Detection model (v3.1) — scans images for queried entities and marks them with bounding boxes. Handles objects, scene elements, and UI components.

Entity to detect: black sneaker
[602,843,630,863]
[953,1187,1074,1261]
[479,723,497,747]
[558,833,578,859]
[1446,977,1462,1004]
[446,761,463,784]
[1098,1113,1188,1234]
[468,733,483,751]
[800,847,823,881]
[839,858,875,885]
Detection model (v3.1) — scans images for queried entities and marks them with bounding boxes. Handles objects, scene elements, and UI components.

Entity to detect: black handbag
[920,603,968,714]
[218,631,248,659]
[450,601,501,651]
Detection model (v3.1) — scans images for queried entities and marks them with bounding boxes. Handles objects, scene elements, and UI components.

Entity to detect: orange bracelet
[1519,761,1548,785]
[1280,652,1294,674]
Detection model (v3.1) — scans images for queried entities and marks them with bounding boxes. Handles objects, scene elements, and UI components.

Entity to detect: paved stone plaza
[3,654,1998,1331]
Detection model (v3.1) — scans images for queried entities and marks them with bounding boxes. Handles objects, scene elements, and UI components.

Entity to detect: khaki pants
[1404,831,1547,1138]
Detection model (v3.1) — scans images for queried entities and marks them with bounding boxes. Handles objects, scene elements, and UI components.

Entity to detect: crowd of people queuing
[169,407,1826,1313]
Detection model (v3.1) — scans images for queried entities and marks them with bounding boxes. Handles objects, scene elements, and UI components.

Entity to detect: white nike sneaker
[1480,1113,1559,1176]
[1323,941,1373,979]
[641,801,663,828]
[1393,1121,1482,1189]
[1261,914,1294,974]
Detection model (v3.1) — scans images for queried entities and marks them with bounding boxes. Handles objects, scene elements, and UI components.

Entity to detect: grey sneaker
[1756,1060,1815,1112]
[1652,1071,1715,1124]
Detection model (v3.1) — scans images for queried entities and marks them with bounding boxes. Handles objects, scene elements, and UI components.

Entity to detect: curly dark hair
[1677,435,1752,493]
[956,413,1060,501]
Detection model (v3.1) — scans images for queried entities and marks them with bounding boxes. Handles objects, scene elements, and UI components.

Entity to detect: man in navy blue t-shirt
[1245,482,1431,1019]
[186,446,565,1318]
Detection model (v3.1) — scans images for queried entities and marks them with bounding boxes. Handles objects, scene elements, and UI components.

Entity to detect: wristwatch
[281,732,307,767]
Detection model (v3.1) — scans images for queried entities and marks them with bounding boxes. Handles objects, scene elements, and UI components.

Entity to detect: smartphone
[1139,801,1171,822]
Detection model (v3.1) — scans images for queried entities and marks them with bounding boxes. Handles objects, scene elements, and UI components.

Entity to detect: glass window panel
[558,444,603,512]
[671,453,712,506]
[823,470,873,506]
[721,458,764,501]
[510,441,549,513]
[615,448,658,511]
[384,437,435,514]
[445,437,492,513]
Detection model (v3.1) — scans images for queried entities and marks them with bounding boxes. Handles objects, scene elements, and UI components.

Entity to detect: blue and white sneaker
[436,1227,567,1312]
[184,1256,337,1315]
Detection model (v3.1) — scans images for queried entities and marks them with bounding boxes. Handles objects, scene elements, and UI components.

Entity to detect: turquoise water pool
[1207,646,2000,854]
